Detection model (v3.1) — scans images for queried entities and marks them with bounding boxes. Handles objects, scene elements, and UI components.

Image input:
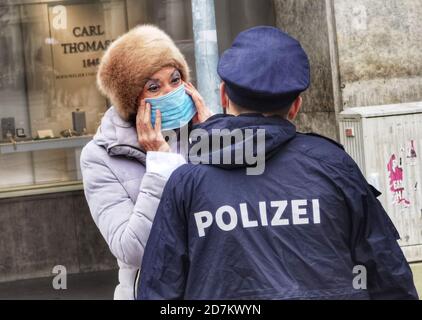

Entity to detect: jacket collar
[94,107,146,165]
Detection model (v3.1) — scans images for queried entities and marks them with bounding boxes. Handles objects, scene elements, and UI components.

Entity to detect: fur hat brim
[97,25,191,122]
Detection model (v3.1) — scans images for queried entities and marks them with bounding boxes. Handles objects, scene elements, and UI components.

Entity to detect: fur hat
[97,25,191,122]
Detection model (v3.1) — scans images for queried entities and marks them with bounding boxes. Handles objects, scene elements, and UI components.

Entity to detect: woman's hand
[137,99,170,152]
[185,82,213,124]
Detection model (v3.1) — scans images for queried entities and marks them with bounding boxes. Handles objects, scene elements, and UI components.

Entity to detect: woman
[80,25,211,300]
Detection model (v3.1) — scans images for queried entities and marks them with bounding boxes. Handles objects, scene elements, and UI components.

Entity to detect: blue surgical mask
[145,84,197,131]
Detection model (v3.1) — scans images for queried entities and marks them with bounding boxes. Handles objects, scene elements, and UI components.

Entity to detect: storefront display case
[0,0,275,198]
[0,0,196,197]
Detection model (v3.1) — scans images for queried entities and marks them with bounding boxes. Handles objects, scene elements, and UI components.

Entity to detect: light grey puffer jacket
[80,106,185,300]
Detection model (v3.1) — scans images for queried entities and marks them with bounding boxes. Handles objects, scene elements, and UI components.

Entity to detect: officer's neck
[226,101,290,120]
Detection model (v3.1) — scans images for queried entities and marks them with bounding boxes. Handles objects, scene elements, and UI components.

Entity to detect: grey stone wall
[0,191,117,283]
[273,0,339,140]
[273,0,422,140]
[333,0,422,108]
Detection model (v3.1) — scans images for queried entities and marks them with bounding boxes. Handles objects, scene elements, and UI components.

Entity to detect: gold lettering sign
[48,2,115,83]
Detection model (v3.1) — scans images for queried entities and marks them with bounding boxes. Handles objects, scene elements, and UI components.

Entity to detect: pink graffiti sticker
[387,154,410,207]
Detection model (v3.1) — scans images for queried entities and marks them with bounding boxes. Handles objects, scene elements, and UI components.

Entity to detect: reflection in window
[0,0,195,191]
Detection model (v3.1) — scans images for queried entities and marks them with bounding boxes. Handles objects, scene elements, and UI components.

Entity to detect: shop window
[0,0,194,193]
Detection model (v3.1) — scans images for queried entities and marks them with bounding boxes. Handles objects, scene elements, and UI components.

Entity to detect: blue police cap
[217,26,310,112]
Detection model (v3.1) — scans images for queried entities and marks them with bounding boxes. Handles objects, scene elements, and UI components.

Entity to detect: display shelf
[0,181,84,199]
[0,135,94,154]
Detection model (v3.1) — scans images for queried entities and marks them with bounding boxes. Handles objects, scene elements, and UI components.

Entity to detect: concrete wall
[0,191,117,283]
[273,0,422,140]
[334,0,422,109]
[273,0,340,140]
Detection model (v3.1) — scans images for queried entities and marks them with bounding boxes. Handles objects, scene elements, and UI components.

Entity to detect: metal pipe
[191,0,222,114]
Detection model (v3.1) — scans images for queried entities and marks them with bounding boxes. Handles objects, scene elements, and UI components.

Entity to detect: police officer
[137,26,418,300]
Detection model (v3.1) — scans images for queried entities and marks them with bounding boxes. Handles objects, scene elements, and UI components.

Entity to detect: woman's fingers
[154,110,170,152]
[141,103,153,133]
[186,82,196,93]
[185,84,202,107]
[185,86,194,96]
[137,99,146,142]
[186,82,195,90]
[136,101,170,152]
[137,100,153,149]
[137,99,146,125]
[154,109,162,132]
[185,83,212,123]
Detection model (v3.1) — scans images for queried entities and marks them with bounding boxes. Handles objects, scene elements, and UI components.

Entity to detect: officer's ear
[287,96,302,121]
[220,82,229,111]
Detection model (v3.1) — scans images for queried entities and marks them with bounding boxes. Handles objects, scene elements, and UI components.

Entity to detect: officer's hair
[230,99,292,119]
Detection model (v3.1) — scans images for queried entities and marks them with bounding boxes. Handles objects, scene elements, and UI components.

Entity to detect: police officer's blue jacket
[138,114,419,300]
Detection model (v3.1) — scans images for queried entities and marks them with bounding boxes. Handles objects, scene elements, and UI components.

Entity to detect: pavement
[411,263,422,298]
[0,269,118,300]
[0,265,421,300]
